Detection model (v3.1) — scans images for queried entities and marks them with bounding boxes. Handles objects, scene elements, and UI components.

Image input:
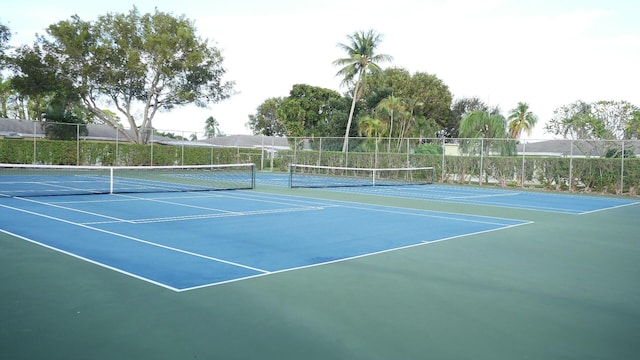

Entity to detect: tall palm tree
[333,30,392,152]
[507,102,538,139]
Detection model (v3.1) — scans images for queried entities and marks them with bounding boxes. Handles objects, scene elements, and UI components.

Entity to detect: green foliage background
[1,138,638,196]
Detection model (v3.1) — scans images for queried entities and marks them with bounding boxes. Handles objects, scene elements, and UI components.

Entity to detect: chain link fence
[1,121,638,195]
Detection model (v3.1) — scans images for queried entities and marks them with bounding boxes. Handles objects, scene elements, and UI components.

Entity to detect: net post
[288,164,293,188]
[109,167,114,194]
[252,163,256,189]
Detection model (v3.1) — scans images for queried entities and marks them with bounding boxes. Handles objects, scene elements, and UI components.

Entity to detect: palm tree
[459,110,508,155]
[333,30,392,152]
[376,95,405,152]
[357,115,385,164]
[397,96,422,150]
[358,116,385,138]
[204,116,219,139]
[507,102,538,139]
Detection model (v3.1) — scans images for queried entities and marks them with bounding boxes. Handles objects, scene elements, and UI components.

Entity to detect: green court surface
[1,183,639,360]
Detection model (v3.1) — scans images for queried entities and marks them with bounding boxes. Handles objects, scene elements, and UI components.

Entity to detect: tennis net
[288,164,435,188]
[0,163,255,197]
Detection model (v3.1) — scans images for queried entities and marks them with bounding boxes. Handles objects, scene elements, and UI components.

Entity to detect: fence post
[479,138,484,185]
[406,140,410,165]
[345,137,349,167]
[181,131,185,165]
[521,141,526,187]
[32,121,37,164]
[270,136,275,171]
[76,124,80,165]
[293,137,297,165]
[569,140,573,191]
[441,137,445,183]
[115,127,119,166]
[621,140,625,194]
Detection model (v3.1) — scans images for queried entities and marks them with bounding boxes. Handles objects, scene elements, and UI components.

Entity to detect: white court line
[0,202,269,276]
[204,191,338,209]
[444,192,521,200]
[179,220,533,292]
[84,206,326,225]
[0,190,533,292]
[225,190,529,226]
[578,201,640,215]
[14,196,133,223]
[114,193,245,216]
[0,227,182,292]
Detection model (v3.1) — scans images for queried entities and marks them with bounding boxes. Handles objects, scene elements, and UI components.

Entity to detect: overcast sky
[3,0,639,139]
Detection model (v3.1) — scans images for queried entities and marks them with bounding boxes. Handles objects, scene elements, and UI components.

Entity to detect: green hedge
[0,138,262,167]
[2,138,637,196]
[275,148,639,196]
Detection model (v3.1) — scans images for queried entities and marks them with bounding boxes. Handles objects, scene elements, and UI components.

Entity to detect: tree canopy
[277,84,347,138]
[0,21,10,66]
[545,100,640,140]
[10,7,234,144]
[247,97,286,136]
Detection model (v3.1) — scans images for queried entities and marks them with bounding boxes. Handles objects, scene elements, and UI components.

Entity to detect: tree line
[2,13,639,149]
[0,8,233,144]
[246,30,640,154]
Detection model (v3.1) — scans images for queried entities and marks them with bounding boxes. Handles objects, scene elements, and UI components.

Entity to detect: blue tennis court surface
[0,191,528,291]
[257,173,639,214]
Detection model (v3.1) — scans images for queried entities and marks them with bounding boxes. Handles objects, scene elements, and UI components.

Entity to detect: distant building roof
[198,135,290,149]
[517,139,640,157]
[1,118,187,143]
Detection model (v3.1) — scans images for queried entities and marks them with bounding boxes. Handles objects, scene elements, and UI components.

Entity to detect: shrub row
[0,139,263,167]
[276,149,640,196]
[2,138,637,195]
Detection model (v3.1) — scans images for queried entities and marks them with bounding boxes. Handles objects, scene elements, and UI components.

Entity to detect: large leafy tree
[407,72,452,136]
[0,78,14,117]
[545,100,640,156]
[277,84,345,137]
[544,100,639,140]
[0,21,10,67]
[626,111,640,140]
[365,68,453,140]
[10,43,79,121]
[333,29,392,152]
[36,7,234,144]
[247,97,286,136]
[507,102,538,139]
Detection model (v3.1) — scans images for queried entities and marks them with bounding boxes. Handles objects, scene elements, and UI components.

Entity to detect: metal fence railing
[1,121,639,196]
[280,137,640,196]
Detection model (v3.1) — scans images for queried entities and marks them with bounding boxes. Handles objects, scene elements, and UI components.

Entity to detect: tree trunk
[342,83,359,153]
[342,71,364,153]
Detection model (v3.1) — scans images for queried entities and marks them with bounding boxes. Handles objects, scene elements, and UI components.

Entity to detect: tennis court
[2,164,640,359]
[261,171,639,214]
